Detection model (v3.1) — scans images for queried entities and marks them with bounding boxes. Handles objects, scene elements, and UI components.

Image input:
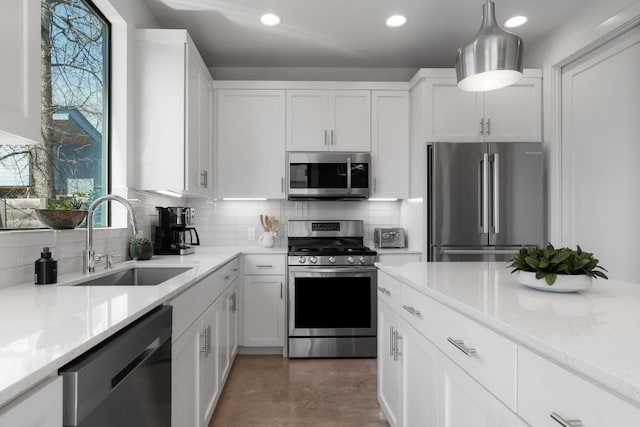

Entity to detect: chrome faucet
[83,195,139,273]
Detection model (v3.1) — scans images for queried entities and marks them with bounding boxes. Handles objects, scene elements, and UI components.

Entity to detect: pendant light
[455,0,523,92]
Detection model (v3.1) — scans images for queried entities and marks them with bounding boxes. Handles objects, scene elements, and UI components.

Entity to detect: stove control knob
[347,256,355,264]
[359,256,366,264]
[298,256,306,264]
[328,256,336,264]
[309,256,318,264]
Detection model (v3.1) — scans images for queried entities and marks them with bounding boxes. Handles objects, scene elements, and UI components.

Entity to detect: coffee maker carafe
[154,207,200,255]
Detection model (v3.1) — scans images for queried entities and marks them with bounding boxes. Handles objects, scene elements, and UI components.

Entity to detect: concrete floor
[209,355,389,427]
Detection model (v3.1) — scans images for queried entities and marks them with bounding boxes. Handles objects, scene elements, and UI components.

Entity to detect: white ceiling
[143,0,592,69]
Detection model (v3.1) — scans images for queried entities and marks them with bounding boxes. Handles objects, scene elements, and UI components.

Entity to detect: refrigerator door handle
[441,248,520,255]
[492,153,500,234]
[481,153,490,234]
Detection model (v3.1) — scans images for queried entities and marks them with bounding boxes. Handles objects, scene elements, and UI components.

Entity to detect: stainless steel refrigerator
[428,142,544,261]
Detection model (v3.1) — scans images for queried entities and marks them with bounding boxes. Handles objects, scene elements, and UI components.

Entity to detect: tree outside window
[0,0,109,229]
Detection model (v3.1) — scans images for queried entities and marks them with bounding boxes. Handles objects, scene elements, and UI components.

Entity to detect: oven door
[288,266,377,337]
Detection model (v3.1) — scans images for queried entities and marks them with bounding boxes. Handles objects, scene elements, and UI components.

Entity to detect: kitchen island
[376,261,640,426]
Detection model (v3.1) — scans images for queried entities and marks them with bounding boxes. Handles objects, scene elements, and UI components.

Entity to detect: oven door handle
[288,266,378,274]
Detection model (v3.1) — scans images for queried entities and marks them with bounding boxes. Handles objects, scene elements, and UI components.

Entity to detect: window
[0,0,110,229]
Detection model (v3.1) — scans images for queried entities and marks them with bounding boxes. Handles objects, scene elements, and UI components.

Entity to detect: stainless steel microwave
[287,152,370,200]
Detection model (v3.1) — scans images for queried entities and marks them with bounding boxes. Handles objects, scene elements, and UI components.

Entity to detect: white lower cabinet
[170,259,239,427]
[378,299,403,427]
[438,353,522,427]
[243,275,285,347]
[0,376,62,427]
[518,347,640,426]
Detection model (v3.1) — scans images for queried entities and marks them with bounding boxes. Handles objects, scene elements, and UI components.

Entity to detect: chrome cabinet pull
[377,286,391,296]
[232,268,238,272]
[256,264,273,268]
[393,331,402,361]
[331,129,334,145]
[390,327,394,357]
[200,170,208,188]
[324,129,328,145]
[201,326,212,357]
[280,282,283,299]
[447,337,477,356]
[486,118,491,135]
[207,325,212,355]
[402,305,422,318]
[224,275,230,280]
[550,412,583,427]
[281,176,285,192]
[200,329,208,355]
[479,118,485,135]
[373,178,377,193]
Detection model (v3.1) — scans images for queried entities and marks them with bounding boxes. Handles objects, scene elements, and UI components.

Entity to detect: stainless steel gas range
[287,220,377,358]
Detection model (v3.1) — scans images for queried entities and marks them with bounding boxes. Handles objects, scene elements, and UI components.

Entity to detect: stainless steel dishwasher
[59,305,172,427]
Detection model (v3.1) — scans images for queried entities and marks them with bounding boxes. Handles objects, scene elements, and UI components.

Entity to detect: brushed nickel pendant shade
[455,0,523,92]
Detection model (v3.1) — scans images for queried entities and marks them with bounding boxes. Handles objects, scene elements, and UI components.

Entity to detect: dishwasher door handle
[111,337,161,389]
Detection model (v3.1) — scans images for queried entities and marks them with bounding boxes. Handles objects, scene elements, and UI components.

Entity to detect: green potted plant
[35,193,88,229]
[509,244,608,292]
[130,236,153,261]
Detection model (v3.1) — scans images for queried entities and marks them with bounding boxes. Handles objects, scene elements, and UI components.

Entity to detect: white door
[217,90,286,199]
[483,78,542,142]
[186,45,202,194]
[330,90,372,151]
[0,0,40,145]
[426,78,483,142]
[199,303,219,427]
[402,324,438,427]
[243,275,285,346]
[371,91,409,199]
[172,320,201,427]
[227,284,239,359]
[438,353,520,427]
[198,79,213,196]
[378,300,402,427]
[0,377,62,427]
[286,90,330,151]
[560,26,640,282]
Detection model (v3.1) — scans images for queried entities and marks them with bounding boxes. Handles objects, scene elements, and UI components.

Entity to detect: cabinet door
[186,44,202,194]
[438,353,521,427]
[0,0,40,145]
[217,90,286,199]
[402,323,438,427]
[425,78,483,142]
[172,320,201,427]
[227,283,239,360]
[483,78,542,142]
[243,275,285,346]
[198,80,213,196]
[216,294,230,386]
[330,90,371,151]
[286,90,330,151]
[200,300,220,427]
[0,377,62,427]
[378,300,402,427]
[371,91,409,198]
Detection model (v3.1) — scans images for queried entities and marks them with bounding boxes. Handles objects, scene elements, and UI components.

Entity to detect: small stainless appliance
[287,220,377,358]
[60,305,172,427]
[287,152,370,200]
[373,227,407,248]
[154,206,200,255]
[428,142,544,261]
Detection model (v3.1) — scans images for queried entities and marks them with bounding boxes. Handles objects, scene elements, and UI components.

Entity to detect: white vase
[518,271,593,293]
[258,232,275,248]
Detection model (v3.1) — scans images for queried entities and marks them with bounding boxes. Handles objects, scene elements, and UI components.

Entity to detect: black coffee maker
[154,207,200,255]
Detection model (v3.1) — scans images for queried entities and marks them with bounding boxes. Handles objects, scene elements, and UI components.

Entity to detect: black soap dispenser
[35,247,57,285]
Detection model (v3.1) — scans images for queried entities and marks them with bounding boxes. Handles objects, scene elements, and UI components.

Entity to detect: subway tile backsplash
[189,199,402,248]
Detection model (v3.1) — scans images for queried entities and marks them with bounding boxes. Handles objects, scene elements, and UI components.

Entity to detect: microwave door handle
[347,156,352,194]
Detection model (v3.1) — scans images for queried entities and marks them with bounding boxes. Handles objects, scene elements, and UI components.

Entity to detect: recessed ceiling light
[386,15,407,28]
[260,13,281,26]
[504,16,528,28]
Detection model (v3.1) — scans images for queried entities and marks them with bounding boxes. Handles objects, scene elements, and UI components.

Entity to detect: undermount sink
[73,267,192,286]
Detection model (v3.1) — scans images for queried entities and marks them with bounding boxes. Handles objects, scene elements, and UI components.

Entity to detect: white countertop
[376,261,640,405]
[0,246,285,407]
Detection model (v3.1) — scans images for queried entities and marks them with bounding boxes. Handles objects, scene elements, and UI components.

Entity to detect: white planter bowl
[518,271,593,293]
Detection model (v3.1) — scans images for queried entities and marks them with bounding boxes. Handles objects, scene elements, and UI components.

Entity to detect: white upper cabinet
[371,91,409,199]
[286,90,371,152]
[135,29,213,197]
[0,0,41,145]
[415,69,542,143]
[217,90,286,199]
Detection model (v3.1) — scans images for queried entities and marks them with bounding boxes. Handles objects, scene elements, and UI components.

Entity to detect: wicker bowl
[35,209,87,229]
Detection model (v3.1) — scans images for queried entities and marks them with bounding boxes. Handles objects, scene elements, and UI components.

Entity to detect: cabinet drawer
[399,284,437,343]
[438,304,517,410]
[220,258,240,284]
[518,347,640,426]
[243,254,285,275]
[377,271,402,312]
